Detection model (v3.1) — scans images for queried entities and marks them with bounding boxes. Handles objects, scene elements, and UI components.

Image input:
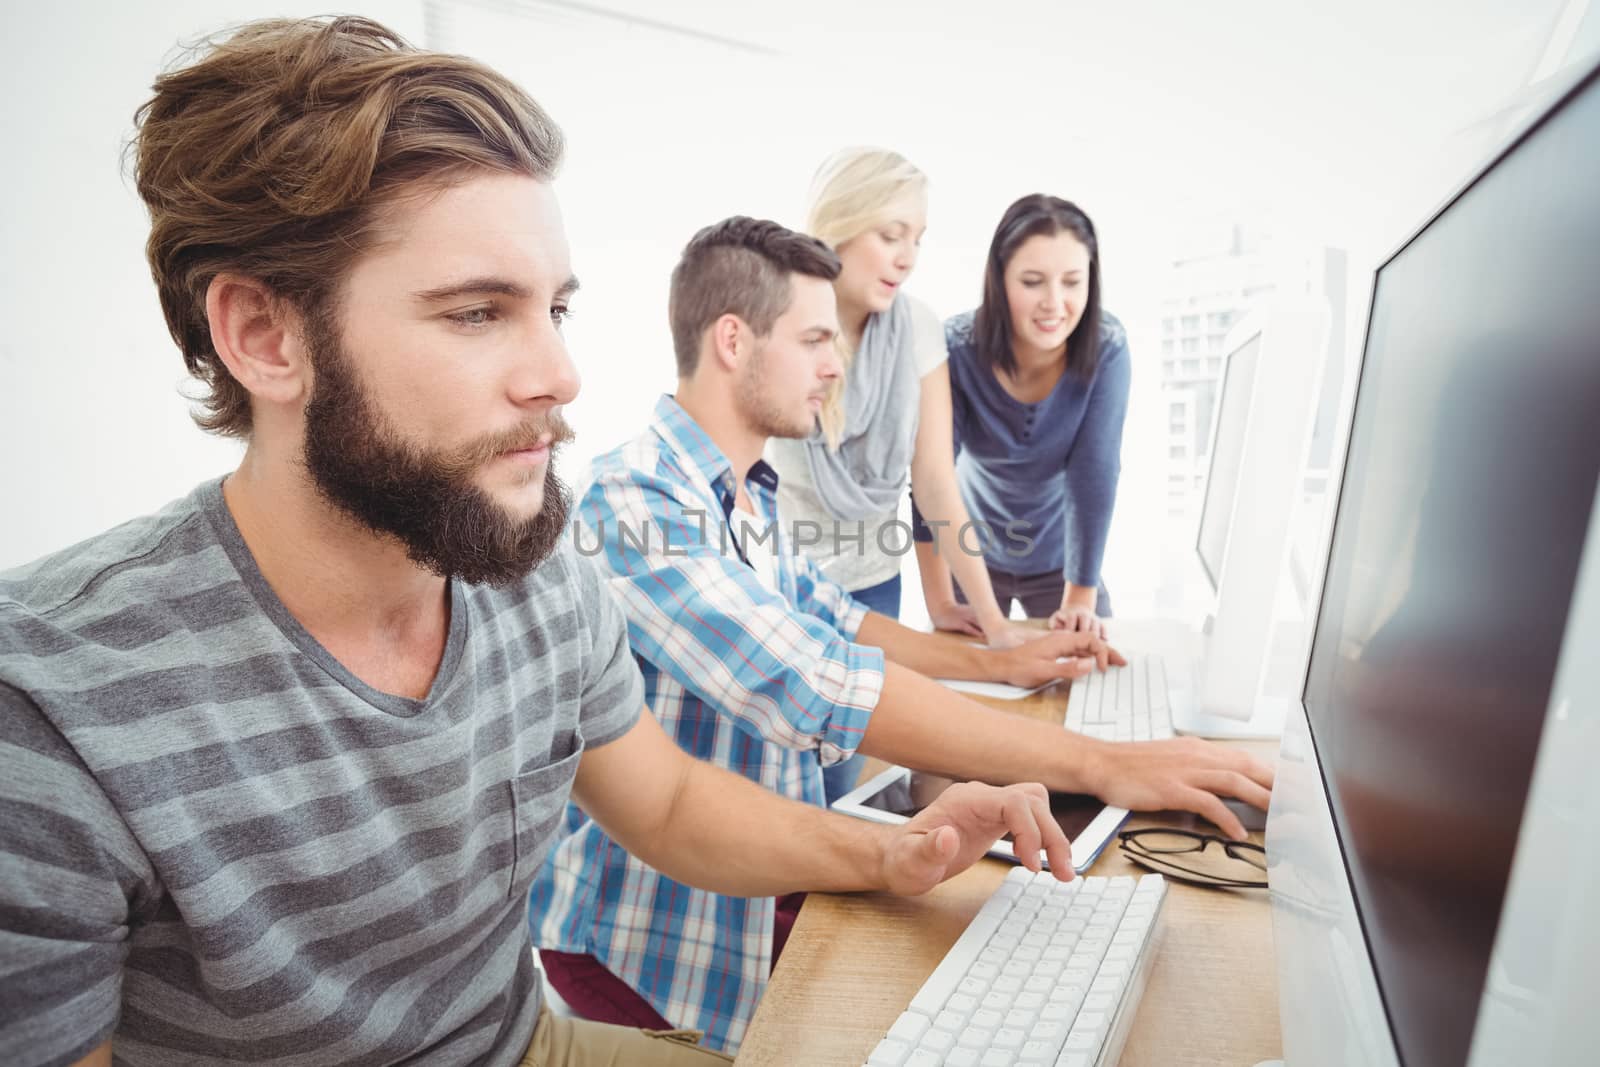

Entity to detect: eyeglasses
[1117,828,1268,889]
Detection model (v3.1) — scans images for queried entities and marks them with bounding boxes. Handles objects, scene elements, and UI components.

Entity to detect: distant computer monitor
[1269,49,1600,1067]
[1179,300,1326,733]
[1196,329,1262,593]
[1190,329,1260,591]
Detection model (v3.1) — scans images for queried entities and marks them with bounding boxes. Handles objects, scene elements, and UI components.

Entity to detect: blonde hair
[803,147,928,446]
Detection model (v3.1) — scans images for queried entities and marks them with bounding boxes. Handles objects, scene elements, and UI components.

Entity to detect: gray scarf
[802,293,921,521]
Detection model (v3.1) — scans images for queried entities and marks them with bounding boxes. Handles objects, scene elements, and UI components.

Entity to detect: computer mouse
[1222,796,1268,833]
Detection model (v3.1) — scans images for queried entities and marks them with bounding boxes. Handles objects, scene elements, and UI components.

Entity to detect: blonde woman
[765,148,1027,801]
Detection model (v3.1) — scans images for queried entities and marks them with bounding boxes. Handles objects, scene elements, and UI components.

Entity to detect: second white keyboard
[1065,653,1175,742]
[864,868,1169,1067]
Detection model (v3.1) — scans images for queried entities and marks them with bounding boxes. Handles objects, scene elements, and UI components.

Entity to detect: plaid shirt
[529,395,886,1053]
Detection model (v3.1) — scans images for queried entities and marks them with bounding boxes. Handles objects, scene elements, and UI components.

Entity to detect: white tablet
[830,765,1129,874]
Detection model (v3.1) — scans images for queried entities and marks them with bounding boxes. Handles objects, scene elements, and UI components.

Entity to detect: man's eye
[448,307,497,328]
[551,305,573,328]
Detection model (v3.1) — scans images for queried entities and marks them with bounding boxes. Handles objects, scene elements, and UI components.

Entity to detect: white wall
[0,1,423,568]
[1,0,1572,584]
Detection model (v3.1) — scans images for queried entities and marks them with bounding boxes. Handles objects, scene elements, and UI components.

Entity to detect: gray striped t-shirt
[0,478,643,1066]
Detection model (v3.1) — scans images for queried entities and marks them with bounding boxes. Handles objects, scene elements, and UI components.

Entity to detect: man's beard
[300,313,574,587]
[737,340,815,440]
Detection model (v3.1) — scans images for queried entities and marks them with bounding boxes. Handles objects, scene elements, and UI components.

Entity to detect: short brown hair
[668,216,840,378]
[133,16,564,438]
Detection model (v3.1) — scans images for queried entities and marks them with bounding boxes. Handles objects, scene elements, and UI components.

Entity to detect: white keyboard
[864,868,1169,1067]
[1065,654,1174,742]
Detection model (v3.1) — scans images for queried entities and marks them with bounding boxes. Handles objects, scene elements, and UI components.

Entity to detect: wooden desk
[739,635,1282,1066]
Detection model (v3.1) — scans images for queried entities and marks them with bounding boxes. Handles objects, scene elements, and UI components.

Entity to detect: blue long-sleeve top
[913,308,1130,586]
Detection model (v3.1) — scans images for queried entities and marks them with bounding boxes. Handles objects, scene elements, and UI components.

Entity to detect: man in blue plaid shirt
[529,217,1273,1054]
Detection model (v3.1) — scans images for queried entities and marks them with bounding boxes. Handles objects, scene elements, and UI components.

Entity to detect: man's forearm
[858,661,1099,794]
[856,610,996,680]
[641,757,895,896]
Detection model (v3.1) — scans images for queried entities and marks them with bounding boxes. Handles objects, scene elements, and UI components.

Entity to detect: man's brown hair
[133,16,564,438]
[668,216,841,378]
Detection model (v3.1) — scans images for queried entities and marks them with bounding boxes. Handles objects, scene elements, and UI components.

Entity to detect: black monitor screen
[1302,64,1600,1067]
[1197,333,1261,591]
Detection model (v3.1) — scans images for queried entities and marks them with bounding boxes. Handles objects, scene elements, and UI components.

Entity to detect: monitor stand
[1170,690,1292,740]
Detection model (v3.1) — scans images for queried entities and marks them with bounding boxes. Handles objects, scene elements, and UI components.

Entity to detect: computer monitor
[1269,48,1600,1067]
[1180,301,1326,733]
[1196,329,1261,594]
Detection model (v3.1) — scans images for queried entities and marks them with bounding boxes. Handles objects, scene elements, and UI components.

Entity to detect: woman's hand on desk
[1079,737,1275,841]
[879,781,1073,896]
[927,599,986,638]
[925,601,1041,650]
[1048,605,1107,640]
[994,631,1128,689]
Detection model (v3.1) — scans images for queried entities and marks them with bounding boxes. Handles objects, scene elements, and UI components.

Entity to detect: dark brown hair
[668,216,841,377]
[974,194,1103,380]
[133,16,564,437]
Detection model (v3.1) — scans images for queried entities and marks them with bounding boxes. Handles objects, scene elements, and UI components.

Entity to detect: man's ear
[204,273,312,407]
[706,312,747,373]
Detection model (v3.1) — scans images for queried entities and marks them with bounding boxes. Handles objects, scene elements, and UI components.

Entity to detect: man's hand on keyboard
[1082,737,1274,840]
[880,781,1074,896]
[995,631,1127,689]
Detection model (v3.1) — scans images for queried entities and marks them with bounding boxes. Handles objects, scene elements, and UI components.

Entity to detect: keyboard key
[946,992,979,1018]
[1004,1007,1036,1031]
[1011,993,1046,1025]
[1019,1039,1060,1063]
[1082,992,1116,1014]
[886,1012,929,1046]
[1064,1027,1099,1051]
[993,1027,1026,1051]
[946,1049,982,1067]
[1090,974,1125,998]
[971,1008,1005,1032]
[866,1036,911,1065]
[956,1026,993,1050]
